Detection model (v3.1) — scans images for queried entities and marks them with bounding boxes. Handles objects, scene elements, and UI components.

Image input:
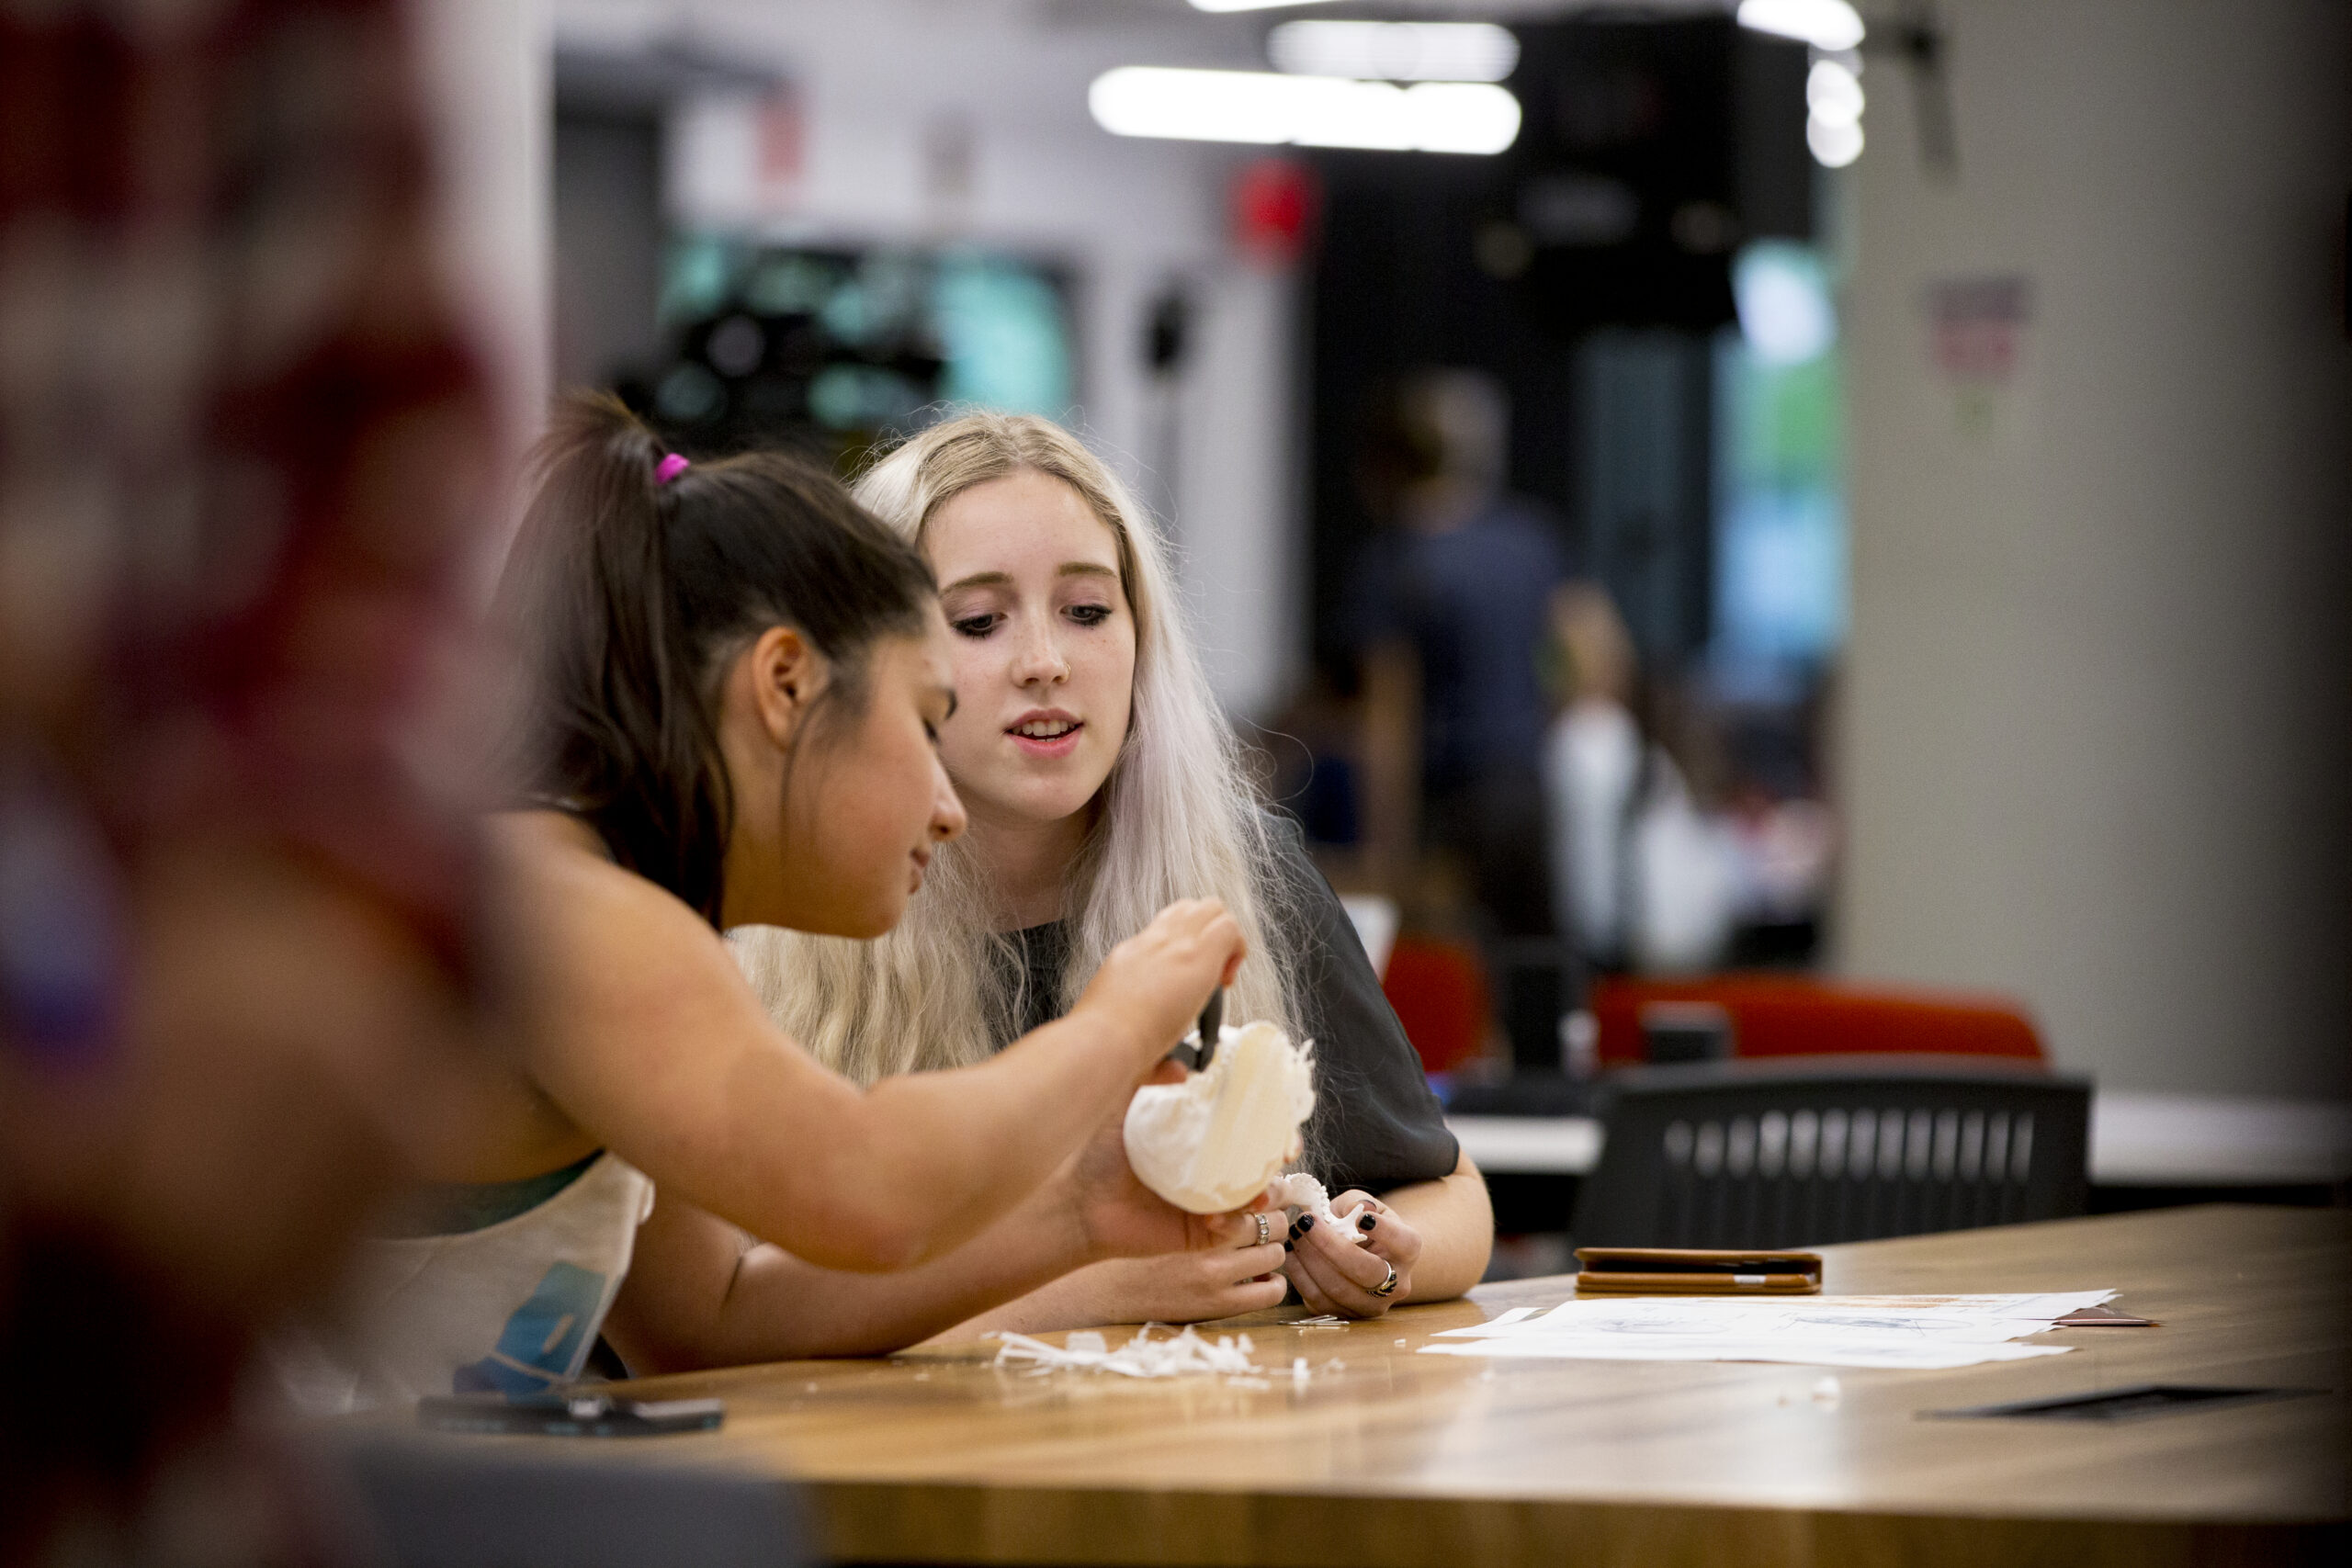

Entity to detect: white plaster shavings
[987,1325,1352,1383]
[989,1325,1261,1378]
[1265,1173,1371,1247]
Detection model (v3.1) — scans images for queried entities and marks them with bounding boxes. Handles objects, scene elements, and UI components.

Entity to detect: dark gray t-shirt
[998,822,1459,1197]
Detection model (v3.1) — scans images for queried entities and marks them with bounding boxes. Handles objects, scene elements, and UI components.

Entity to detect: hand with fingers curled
[1057,1060,1260,1259]
[1049,1207,1294,1326]
[1281,1189,1423,1318]
[1071,897,1246,1066]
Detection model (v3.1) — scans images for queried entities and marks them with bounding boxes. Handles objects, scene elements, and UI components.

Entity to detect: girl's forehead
[928,472,1122,579]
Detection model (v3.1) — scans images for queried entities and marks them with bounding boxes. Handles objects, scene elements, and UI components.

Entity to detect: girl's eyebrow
[942,562,1116,593]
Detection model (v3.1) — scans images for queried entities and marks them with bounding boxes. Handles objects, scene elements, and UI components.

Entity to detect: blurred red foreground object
[1591,976,2046,1067]
[2,0,495,1562]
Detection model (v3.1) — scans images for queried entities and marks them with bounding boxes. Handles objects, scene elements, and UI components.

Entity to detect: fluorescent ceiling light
[1805,59,1863,128]
[1736,0,1866,53]
[1090,67,1521,154]
[1189,0,1340,13]
[1807,115,1863,167]
[1268,21,1520,84]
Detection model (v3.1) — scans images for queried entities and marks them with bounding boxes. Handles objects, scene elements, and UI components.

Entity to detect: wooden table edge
[800,1477,2350,1567]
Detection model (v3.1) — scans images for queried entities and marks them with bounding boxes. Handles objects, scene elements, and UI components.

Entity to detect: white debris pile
[989,1325,1267,1379]
[1125,1021,1318,1213]
[1265,1172,1370,1247]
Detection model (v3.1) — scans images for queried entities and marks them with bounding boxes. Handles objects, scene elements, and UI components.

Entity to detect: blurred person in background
[0,0,502,1560]
[1543,585,1737,976]
[1344,371,1585,1074]
[1347,371,1575,939]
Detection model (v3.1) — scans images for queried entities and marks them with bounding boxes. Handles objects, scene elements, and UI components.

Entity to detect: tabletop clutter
[987,1010,2156,1382]
[981,1291,2139,1382]
[608,1207,2344,1568]
[1420,1290,2131,1369]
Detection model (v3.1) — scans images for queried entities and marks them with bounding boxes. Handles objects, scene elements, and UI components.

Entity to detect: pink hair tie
[655,453,691,486]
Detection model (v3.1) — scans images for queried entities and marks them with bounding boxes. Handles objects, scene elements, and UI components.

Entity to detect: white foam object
[1264,1172,1371,1247]
[1124,1021,1319,1213]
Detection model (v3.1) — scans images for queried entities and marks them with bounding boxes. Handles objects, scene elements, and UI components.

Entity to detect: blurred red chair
[1591,976,2046,1067]
[1381,935,1492,1076]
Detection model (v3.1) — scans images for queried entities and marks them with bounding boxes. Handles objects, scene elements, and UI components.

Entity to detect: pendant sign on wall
[1924,274,2034,449]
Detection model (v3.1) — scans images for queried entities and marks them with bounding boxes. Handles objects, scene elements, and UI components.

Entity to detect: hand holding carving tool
[1165,987,1224,1073]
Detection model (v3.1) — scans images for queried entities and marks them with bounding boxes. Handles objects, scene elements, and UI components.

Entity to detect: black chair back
[1572,1056,2090,1248]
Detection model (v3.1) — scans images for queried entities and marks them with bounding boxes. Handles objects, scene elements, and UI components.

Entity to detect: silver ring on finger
[1254,1212,1272,1247]
[1369,1260,1400,1299]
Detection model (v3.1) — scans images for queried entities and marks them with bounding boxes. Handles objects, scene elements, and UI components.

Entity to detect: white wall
[414,0,553,473]
[561,0,1306,718]
[1174,265,1303,720]
[1835,0,2352,1099]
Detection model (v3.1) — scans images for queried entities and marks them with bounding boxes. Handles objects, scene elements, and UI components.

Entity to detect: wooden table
[574,1205,2347,1565]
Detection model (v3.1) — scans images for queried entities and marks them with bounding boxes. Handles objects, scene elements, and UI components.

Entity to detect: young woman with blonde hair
[728,412,1493,1336]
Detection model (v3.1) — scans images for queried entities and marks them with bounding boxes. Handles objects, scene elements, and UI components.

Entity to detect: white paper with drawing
[1421,1292,2117,1370]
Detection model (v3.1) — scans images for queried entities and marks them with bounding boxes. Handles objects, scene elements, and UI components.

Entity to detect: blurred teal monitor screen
[651,238,1075,454]
[933,256,1072,415]
[1715,241,1846,671]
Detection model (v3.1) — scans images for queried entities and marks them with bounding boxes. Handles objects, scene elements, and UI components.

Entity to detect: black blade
[1194,988,1225,1071]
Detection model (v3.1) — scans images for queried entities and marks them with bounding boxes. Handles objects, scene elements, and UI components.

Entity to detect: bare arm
[605,1184,1089,1369]
[496,817,1242,1275]
[1359,1149,1492,1303]
[932,1245,1289,1340]
[604,1086,1271,1370]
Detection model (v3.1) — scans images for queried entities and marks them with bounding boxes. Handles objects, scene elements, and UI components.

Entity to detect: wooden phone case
[1574,1247,1824,1295]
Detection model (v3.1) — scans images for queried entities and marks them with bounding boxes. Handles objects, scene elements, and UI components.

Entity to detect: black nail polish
[1283,1241,1294,1252]
[1296,1215,1314,1234]
[1358,1213,1377,1232]
[1287,1215,1305,1237]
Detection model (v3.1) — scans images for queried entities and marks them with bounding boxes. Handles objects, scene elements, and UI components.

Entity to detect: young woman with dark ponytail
[281,394,1252,1408]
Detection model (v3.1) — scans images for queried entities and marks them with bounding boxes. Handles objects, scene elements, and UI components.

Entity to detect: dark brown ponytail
[499,392,934,924]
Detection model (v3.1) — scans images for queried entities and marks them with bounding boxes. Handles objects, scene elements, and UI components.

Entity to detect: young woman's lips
[1008,720,1083,759]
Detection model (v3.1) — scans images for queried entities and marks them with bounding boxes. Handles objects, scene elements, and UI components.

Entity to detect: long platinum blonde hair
[729,412,1303,1083]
